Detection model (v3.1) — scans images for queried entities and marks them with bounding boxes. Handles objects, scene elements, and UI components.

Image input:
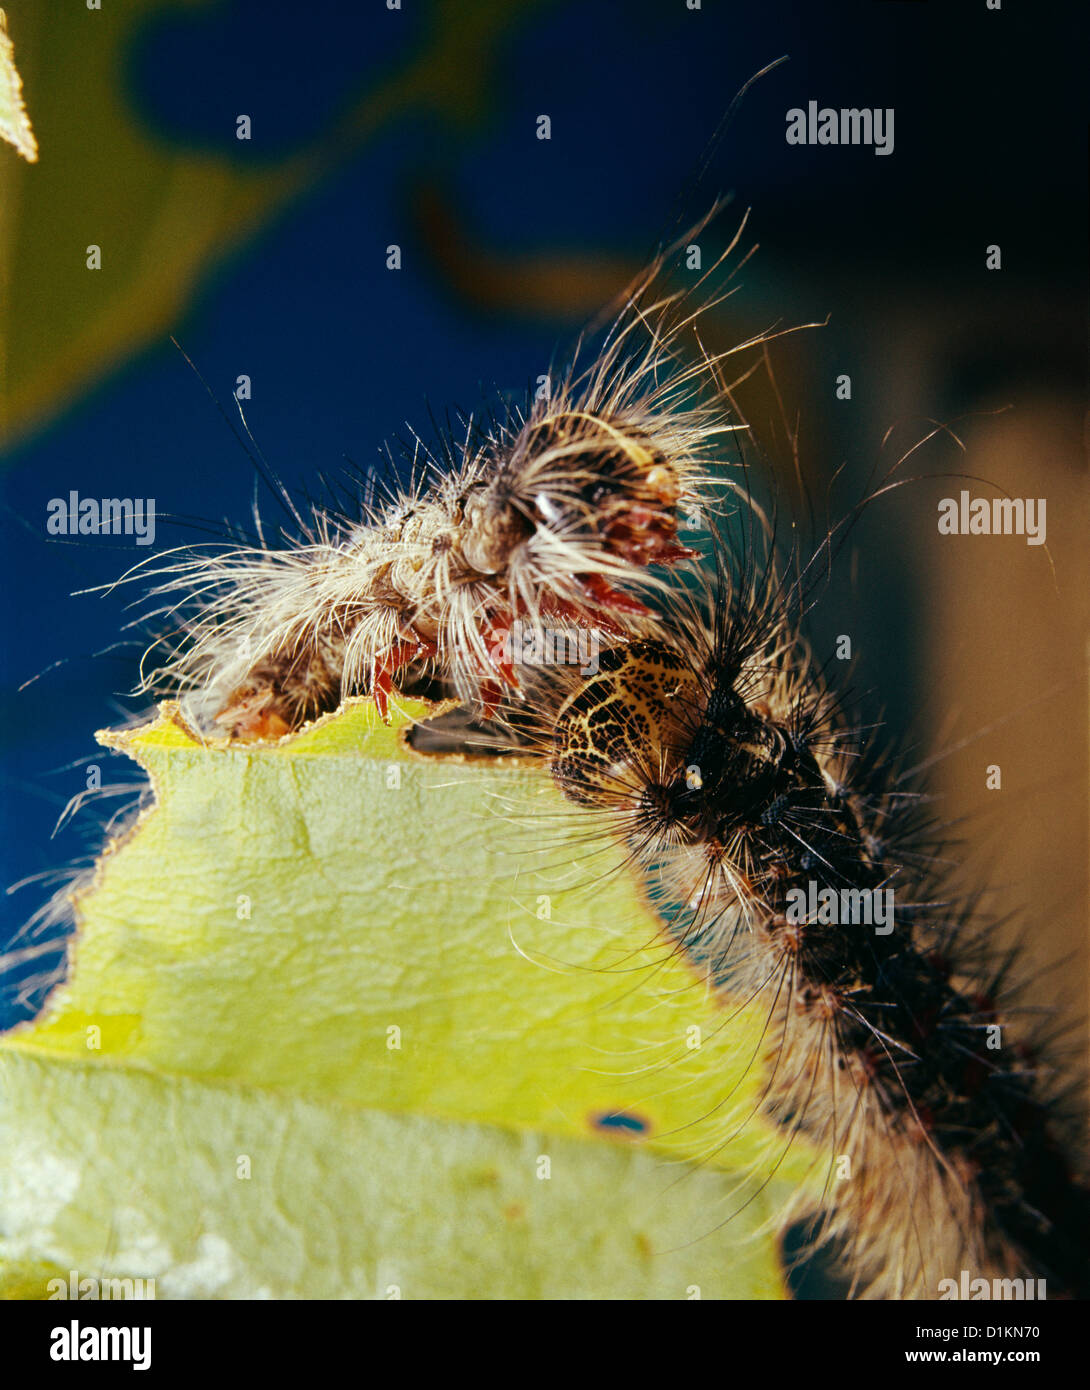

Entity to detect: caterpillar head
[549,641,703,810]
[550,637,803,844]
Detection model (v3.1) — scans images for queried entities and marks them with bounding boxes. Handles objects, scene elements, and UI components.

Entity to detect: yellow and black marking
[550,642,702,808]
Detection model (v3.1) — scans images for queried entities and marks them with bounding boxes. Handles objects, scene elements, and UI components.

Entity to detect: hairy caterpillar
[126,208,769,739]
[507,517,1090,1300]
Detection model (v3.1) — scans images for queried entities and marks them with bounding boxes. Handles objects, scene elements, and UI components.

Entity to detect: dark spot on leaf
[591,1109,650,1136]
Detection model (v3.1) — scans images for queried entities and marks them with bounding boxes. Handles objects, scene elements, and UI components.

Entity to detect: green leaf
[0,698,815,1299]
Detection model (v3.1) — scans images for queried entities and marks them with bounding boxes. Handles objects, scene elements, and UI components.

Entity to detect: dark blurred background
[1,0,1087,1162]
